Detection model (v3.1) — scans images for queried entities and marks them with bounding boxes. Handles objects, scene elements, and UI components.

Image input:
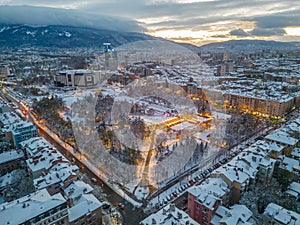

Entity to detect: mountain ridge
[1,23,299,52]
[0,24,156,48]
[198,39,300,52]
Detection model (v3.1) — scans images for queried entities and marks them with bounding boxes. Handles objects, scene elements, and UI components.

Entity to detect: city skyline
[1,0,300,45]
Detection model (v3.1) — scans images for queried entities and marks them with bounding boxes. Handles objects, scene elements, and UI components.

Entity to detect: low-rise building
[24,139,71,179]
[211,164,251,204]
[291,147,300,161]
[239,151,276,183]
[211,204,255,225]
[265,130,299,155]
[0,149,24,175]
[0,188,69,225]
[277,155,300,177]
[252,140,285,159]
[34,166,78,195]
[64,181,102,225]
[188,178,230,224]
[140,203,199,225]
[285,182,300,201]
[263,203,300,225]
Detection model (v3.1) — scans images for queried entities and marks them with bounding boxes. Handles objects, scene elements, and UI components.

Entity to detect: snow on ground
[171,121,195,131]
[135,186,150,200]
[194,131,211,142]
[63,95,78,107]
[139,115,175,125]
[212,111,231,120]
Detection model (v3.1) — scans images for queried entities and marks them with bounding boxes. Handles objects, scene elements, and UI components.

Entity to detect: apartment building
[140,203,199,225]
[263,203,300,225]
[0,188,69,225]
[211,204,254,225]
[188,178,230,224]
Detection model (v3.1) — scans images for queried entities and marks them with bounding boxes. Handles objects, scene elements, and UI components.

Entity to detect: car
[91,178,97,183]
[178,186,183,192]
[118,203,125,209]
[98,197,106,202]
[102,203,111,210]
[172,192,178,197]
[189,180,195,186]
[182,206,188,211]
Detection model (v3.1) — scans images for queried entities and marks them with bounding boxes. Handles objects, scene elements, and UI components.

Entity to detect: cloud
[0,0,300,42]
[250,27,286,36]
[253,10,300,29]
[230,28,250,37]
[0,5,146,32]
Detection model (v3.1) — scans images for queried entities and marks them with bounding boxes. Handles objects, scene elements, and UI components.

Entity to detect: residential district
[0,44,300,225]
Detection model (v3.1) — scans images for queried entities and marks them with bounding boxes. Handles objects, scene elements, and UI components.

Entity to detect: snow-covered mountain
[0,24,155,48]
[0,5,156,48]
[0,5,145,33]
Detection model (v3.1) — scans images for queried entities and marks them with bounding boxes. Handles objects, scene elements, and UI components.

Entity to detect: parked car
[102,203,111,210]
[91,178,97,183]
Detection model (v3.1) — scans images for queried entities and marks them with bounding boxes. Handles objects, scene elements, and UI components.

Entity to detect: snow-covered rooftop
[64,180,94,199]
[291,147,300,159]
[0,189,67,225]
[34,166,78,190]
[211,204,253,225]
[68,194,102,222]
[278,155,300,173]
[0,149,24,164]
[212,164,250,186]
[140,204,199,225]
[188,177,229,205]
[264,203,300,225]
[286,182,300,198]
[265,130,298,146]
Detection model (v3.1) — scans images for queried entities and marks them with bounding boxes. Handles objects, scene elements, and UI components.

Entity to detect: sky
[1,0,300,46]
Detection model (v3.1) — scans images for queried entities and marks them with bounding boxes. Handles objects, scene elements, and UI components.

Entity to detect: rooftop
[265,130,298,146]
[188,177,229,205]
[68,194,102,222]
[140,204,199,225]
[0,189,67,225]
[0,149,24,165]
[264,203,300,224]
[211,204,254,225]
